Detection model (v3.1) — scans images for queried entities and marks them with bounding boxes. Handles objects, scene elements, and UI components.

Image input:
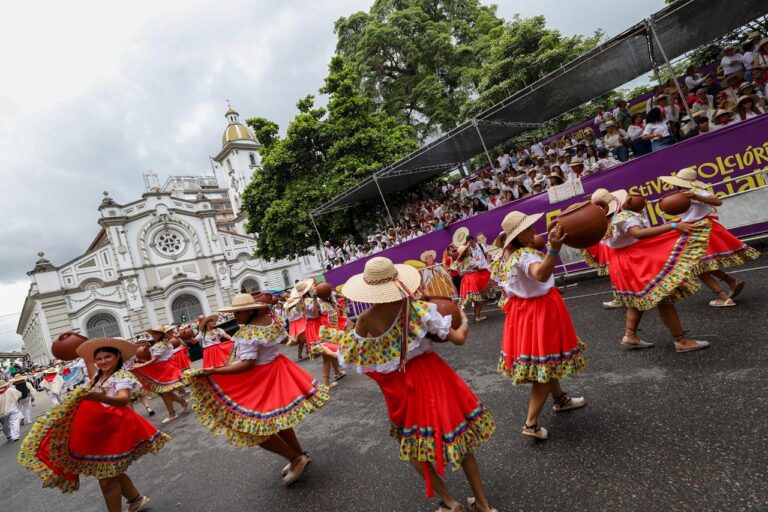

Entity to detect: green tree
[334,0,504,140]
[465,15,602,117]
[241,57,418,261]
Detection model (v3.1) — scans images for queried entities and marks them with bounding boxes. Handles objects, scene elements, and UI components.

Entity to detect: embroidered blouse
[194,328,230,349]
[232,319,287,365]
[490,247,553,299]
[149,341,174,362]
[680,189,717,223]
[93,369,143,406]
[303,297,321,319]
[607,210,647,249]
[319,300,451,375]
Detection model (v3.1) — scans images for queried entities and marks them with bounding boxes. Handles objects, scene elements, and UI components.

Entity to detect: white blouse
[607,212,647,249]
[232,323,286,365]
[499,251,553,299]
[194,328,229,349]
[94,371,142,404]
[643,121,670,139]
[680,189,716,222]
[149,342,174,362]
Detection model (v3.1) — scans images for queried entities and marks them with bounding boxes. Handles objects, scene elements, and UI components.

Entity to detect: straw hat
[290,278,315,299]
[44,368,58,374]
[198,314,219,331]
[492,230,507,249]
[218,293,271,313]
[569,158,584,167]
[501,211,543,248]
[452,227,469,246]
[713,108,733,119]
[147,324,171,335]
[605,120,618,129]
[10,375,27,383]
[736,95,755,107]
[76,337,137,363]
[721,73,743,87]
[591,188,628,215]
[284,296,300,309]
[0,379,8,388]
[659,167,708,190]
[419,250,437,263]
[341,257,421,304]
[455,241,472,260]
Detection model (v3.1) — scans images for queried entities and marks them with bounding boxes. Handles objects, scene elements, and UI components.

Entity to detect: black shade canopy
[313,0,767,216]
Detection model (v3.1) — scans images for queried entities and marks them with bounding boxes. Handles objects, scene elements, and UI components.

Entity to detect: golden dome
[222,123,256,145]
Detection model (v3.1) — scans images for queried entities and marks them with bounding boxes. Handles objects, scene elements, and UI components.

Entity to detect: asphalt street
[1,254,767,512]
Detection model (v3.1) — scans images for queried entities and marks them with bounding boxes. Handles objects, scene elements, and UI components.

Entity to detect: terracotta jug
[315,282,332,300]
[659,191,691,216]
[424,296,462,331]
[624,194,647,213]
[136,344,151,362]
[168,337,182,348]
[51,332,88,361]
[548,200,609,249]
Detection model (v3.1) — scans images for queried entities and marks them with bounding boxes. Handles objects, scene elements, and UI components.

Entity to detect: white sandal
[466,497,498,512]
[708,298,735,307]
[282,454,310,486]
[161,415,177,424]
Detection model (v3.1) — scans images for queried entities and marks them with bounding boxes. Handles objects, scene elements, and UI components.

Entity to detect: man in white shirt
[529,138,545,158]
[721,45,744,76]
[468,177,485,198]
[593,108,610,135]
[496,149,512,170]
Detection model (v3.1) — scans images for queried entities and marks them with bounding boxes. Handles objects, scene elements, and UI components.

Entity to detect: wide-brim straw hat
[591,188,628,215]
[659,167,708,190]
[76,337,137,363]
[492,230,507,249]
[455,241,472,260]
[419,250,437,263]
[10,375,27,383]
[721,72,743,87]
[198,314,219,331]
[0,379,8,388]
[736,95,755,107]
[341,257,421,304]
[290,278,315,299]
[44,368,58,374]
[501,211,543,248]
[284,296,300,309]
[451,227,469,246]
[147,324,172,335]
[218,293,271,313]
[569,158,584,166]
[714,108,733,119]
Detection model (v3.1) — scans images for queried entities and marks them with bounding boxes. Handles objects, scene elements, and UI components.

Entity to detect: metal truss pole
[372,174,396,228]
[648,19,693,121]
[308,212,326,264]
[472,118,495,168]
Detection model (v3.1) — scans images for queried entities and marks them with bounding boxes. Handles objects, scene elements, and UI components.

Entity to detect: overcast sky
[0,0,665,351]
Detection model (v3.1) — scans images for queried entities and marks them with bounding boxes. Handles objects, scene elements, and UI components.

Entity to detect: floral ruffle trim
[459,291,485,305]
[581,249,609,276]
[234,320,287,345]
[183,369,330,448]
[692,245,760,275]
[391,405,495,471]
[614,223,711,311]
[319,300,434,373]
[17,388,170,493]
[497,339,587,385]
[132,372,185,394]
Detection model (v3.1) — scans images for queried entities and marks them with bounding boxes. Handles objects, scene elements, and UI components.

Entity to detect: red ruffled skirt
[366,351,495,496]
[184,354,330,447]
[499,288,586,384]
[17,389,170,493]
[202,341,235,368]
[132,360,185,394]
[583,242,612,276]
[608,227,709,311]
[304,315,326,345]
[288,317,307,338]
[171,345,192,372]
[692,218,760,275]
[460,269,491,300]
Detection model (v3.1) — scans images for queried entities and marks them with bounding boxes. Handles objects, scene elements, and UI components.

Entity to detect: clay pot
[251,292,273,305]
[168,337,182,348]
[531,234,547,251]
[315,282,332,300]
[424,296,462,333]
[624,194,647,213]
[280,292,290,300]
[136,344,151,362]
[548,200,609,249]
[51,332,88,361]
[179,327,195,341]
[659,191,691,216]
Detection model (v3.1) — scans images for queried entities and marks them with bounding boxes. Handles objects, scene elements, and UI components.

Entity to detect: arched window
[241,278,260,293]
[86,313,121,338]
[171,294,203,324]
[249,153,256,166]
[282,270,291,289]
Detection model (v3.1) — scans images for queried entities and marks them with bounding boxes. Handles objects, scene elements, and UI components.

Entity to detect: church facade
[17,105,323,365]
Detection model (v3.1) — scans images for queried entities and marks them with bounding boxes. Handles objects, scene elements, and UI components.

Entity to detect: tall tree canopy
[240,57,418,261]
[335,0,504,140]
[464,15,603,117]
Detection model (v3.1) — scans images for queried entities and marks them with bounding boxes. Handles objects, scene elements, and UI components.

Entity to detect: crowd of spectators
[322,34,768,269]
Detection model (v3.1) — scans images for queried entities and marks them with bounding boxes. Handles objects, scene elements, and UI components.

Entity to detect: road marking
[562,290,614,301]
[729,264,768,274]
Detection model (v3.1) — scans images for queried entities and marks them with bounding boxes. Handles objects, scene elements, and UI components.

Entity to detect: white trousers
[47,391,61,405]
[18,397,33,423]
[0,408,21,440]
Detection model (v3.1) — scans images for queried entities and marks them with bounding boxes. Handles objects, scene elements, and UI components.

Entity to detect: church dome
[221,103,257,146]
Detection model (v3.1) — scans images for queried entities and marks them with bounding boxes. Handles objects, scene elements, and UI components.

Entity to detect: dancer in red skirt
[285,294,308,360]
[581,189,624,309]
[596,189,712,353]
[193,315,234,368]
[18,338,169,512]
[130,325,188,424]
[453,236,491,323]
[490,211,586,441]
[184,293,329,486]
[320,257,498,512]
[660,167,760,307]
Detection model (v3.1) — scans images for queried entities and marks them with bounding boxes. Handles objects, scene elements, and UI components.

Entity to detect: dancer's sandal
[334,371,347,382]
[436,501,465,512]
[674,334,710,353]
[522,423,548,440]
[552,393,586,412]
[126,494,151,512]
[282,454,310,486]
[161,415,177,424]
[146,407,155,417]
[466,497,498,512]
[620,328,653,349]
[708,298,735,307]
[282,452,309,477]
[326,381,338,390]
[729,279,745,299]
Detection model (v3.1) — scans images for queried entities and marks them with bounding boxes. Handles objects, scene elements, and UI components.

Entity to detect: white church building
[17,105,324,365]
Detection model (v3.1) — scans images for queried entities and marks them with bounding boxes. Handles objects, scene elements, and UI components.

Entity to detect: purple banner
[323,115,768,287]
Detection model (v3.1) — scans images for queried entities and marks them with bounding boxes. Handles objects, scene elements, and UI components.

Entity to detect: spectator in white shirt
[741,32,762,82]
[495,149,512,170]
[529,138,545,158]
[642,107,673,152]
[684,65,707,91]
[712,109,737,130]
[721,45,744,76]
[626,112,651,157]
[593,108,610,135]
[603,121,630,162]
